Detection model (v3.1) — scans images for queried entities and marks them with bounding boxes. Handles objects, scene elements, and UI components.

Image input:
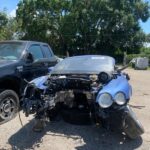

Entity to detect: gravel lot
[0,68,150,150]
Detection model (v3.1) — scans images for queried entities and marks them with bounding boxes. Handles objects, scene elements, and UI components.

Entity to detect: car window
[42,45,52,58]
[0,42,26,60]
[28,45,44,61]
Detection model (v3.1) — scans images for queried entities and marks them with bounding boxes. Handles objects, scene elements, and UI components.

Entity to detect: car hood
[0,59,18,68]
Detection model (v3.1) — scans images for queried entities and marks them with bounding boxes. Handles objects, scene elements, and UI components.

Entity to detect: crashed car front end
[22,55,144,139]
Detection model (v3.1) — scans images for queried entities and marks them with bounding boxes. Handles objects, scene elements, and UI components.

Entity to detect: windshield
[52,55,115,74]
[0,42,26,60]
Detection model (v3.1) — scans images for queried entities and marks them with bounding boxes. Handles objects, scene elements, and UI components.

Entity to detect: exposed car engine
[23,74,101,119]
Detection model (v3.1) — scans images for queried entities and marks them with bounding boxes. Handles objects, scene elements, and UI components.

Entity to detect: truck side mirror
[25,52,34,63]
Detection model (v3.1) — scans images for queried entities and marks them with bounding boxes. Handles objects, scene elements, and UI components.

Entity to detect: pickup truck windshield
[0,42,25,60]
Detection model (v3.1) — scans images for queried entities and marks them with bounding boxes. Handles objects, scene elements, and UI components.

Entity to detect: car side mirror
[25,52,34,63]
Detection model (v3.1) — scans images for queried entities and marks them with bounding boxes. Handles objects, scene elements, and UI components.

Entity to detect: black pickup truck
[0,40,58,124]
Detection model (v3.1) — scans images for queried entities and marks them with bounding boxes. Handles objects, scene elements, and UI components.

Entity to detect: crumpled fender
[96,74,132,101]
[30,75,48,90]
[29,67,53,90]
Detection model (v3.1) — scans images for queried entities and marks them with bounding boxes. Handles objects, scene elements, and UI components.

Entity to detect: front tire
[123,106,144,139]
[0,90,19,125]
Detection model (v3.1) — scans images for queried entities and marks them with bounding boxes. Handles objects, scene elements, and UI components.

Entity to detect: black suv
[0,40,58,124]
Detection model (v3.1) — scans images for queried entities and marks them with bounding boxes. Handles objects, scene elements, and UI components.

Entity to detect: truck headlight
[97,93,113,108]
[114,92,126,105]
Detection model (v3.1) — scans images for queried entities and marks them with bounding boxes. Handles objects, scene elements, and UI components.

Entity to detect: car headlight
[97,93,113,108]
[114,92,126,105]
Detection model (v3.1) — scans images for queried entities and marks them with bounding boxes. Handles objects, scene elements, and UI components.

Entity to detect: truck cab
[0,40,58,124]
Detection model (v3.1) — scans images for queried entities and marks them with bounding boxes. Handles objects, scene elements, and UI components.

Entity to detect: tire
[123,106,144,139]
[0,90,19,125]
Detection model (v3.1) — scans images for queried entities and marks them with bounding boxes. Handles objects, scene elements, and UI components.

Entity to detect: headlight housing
[98,72,110,83]
[97,93,113,108]
[114,92,126,105]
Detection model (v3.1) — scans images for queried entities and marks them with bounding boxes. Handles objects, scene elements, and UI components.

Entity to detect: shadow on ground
[9,119,143,150]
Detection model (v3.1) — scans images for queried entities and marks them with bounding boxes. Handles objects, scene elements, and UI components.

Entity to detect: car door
[23,44,48,82]
[41,44,58,69]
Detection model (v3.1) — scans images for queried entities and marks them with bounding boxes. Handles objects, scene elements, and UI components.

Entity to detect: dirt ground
[0,68,150,150]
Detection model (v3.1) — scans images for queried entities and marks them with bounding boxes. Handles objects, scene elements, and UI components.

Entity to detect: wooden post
[123,51,127,66]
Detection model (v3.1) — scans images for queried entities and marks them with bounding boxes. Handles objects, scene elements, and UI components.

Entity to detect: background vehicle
[0,40,58,124]
[23,55,144,139]
[131,57,149,70]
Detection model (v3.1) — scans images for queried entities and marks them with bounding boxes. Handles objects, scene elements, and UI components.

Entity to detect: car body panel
[30,67,54,90]
[96,74,132,102]
[30,75,48,90]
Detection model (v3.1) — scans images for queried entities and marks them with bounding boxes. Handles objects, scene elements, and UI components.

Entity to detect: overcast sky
[0,0,150,34]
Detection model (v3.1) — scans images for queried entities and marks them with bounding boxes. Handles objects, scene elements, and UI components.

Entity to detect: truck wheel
[0,90,19,125]
[123,106,144,139]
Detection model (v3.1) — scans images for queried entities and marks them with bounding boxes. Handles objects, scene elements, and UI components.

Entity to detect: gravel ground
[0,68,150,150]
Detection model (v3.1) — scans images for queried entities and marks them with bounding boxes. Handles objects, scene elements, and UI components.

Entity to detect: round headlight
[114,92,126,105]
[97,93,113,108]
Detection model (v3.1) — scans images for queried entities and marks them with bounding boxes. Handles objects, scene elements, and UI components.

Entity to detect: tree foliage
[146,33,150,42]
[0,12,8,28]
[0,12,8,40]
[0,11,19,41]
[16,0,150,57]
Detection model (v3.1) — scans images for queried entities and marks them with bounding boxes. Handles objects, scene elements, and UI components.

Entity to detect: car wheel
[123,106,144,139]
[0,90,19,125]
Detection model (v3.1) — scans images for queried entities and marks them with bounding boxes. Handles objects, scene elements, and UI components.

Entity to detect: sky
[0,0,150,34]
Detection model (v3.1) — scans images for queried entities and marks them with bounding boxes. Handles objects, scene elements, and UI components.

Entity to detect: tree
[0,12,8,40]
[16,0,150,57]
[0,11,19,41]
[146,34,150,42]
